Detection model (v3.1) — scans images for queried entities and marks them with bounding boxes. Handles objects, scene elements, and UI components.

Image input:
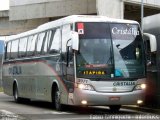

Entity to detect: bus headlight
[135,84,146,90]
[75,83,95,91]
[137,100,143,104]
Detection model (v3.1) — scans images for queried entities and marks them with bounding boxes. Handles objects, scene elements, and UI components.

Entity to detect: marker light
[137,100,143,104]
[76,83,94,91]
[81,100,87,105]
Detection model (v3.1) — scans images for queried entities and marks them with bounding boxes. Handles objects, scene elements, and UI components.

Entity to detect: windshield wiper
[106,46,113,64]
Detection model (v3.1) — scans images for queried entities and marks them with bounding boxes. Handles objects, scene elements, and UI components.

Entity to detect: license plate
[109,96,120,101]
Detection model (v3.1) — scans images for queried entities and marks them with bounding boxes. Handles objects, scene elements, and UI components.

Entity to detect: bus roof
[38,15,139,30]
[7,15,139,41]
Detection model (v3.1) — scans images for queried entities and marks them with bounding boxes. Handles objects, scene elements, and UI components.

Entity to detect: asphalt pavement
[0,92,160,120]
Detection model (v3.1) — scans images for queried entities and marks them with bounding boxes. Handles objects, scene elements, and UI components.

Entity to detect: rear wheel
[109,105,121,112]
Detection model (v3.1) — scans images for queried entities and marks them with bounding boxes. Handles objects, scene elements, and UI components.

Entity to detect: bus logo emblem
[77,23,84,34]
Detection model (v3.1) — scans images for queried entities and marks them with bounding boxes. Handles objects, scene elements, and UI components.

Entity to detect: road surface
[0,92,159,120]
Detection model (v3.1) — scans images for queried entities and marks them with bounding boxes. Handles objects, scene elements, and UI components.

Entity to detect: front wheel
[53,87,63,111]
[109,105,121,112]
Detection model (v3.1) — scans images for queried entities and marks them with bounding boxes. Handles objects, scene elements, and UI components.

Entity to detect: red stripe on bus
[4,60,69,93]
[44,61,69,93]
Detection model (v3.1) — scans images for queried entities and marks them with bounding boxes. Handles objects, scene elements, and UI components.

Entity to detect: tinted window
[10,40,19,59]
[43,31,51,54]
[76,22,111,39]
[49,28,60,54]
[76,22,113,79]
[27,35,37,56]
[19,37,28,57]
[110,23,145,78]
[6,42,11,60]
[36,32,46,55]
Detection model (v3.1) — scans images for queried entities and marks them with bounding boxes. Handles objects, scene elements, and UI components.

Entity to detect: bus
[143,14,160,107]
[2,15,150,111]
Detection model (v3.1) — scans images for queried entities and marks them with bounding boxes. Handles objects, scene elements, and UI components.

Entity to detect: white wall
[0,17,50,35]
[10,0,59,6]
[10,0,96,20]
[96,0,124,19]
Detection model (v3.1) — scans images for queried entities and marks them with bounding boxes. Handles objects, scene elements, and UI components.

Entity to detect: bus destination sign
[82,70,107,75]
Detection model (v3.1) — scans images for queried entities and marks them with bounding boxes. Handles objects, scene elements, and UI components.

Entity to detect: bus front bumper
[69,89,145,106]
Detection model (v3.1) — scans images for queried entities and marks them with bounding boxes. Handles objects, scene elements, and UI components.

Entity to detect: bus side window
[36,32,46,55]
[42,30,55,54]
[62,24,72,62]
[48,29,60,54]
[6,42,11,60]
[43,31,50,54]
[27,35,37,56]
[10,40,19,59]
[19,37,28,58]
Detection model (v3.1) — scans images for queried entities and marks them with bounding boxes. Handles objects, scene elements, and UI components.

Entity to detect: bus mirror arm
[147,60,151,66]
[71,31,79,51]
[66,46,74,67]
[66,46,70,67]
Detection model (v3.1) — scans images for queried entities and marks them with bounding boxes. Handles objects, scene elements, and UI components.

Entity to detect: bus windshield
[76,22,145,79]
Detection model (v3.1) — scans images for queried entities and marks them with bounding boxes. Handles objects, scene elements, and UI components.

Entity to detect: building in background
[0,0,160,35]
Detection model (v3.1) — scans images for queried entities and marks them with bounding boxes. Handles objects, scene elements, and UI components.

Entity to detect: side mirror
[71,31,79,51]
[143,33,157,52]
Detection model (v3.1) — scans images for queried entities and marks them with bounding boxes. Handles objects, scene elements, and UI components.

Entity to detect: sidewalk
[122,105,160,114]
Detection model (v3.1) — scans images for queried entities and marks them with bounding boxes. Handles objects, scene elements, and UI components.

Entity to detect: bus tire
[13,83,22,103]
[52,86,63,111]
[109,105,121,112]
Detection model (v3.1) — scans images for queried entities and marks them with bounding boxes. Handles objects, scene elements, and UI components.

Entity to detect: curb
[122,105,160,114]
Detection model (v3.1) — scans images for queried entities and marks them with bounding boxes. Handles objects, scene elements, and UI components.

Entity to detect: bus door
[61,24,75,103]
[66,41,75,89]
